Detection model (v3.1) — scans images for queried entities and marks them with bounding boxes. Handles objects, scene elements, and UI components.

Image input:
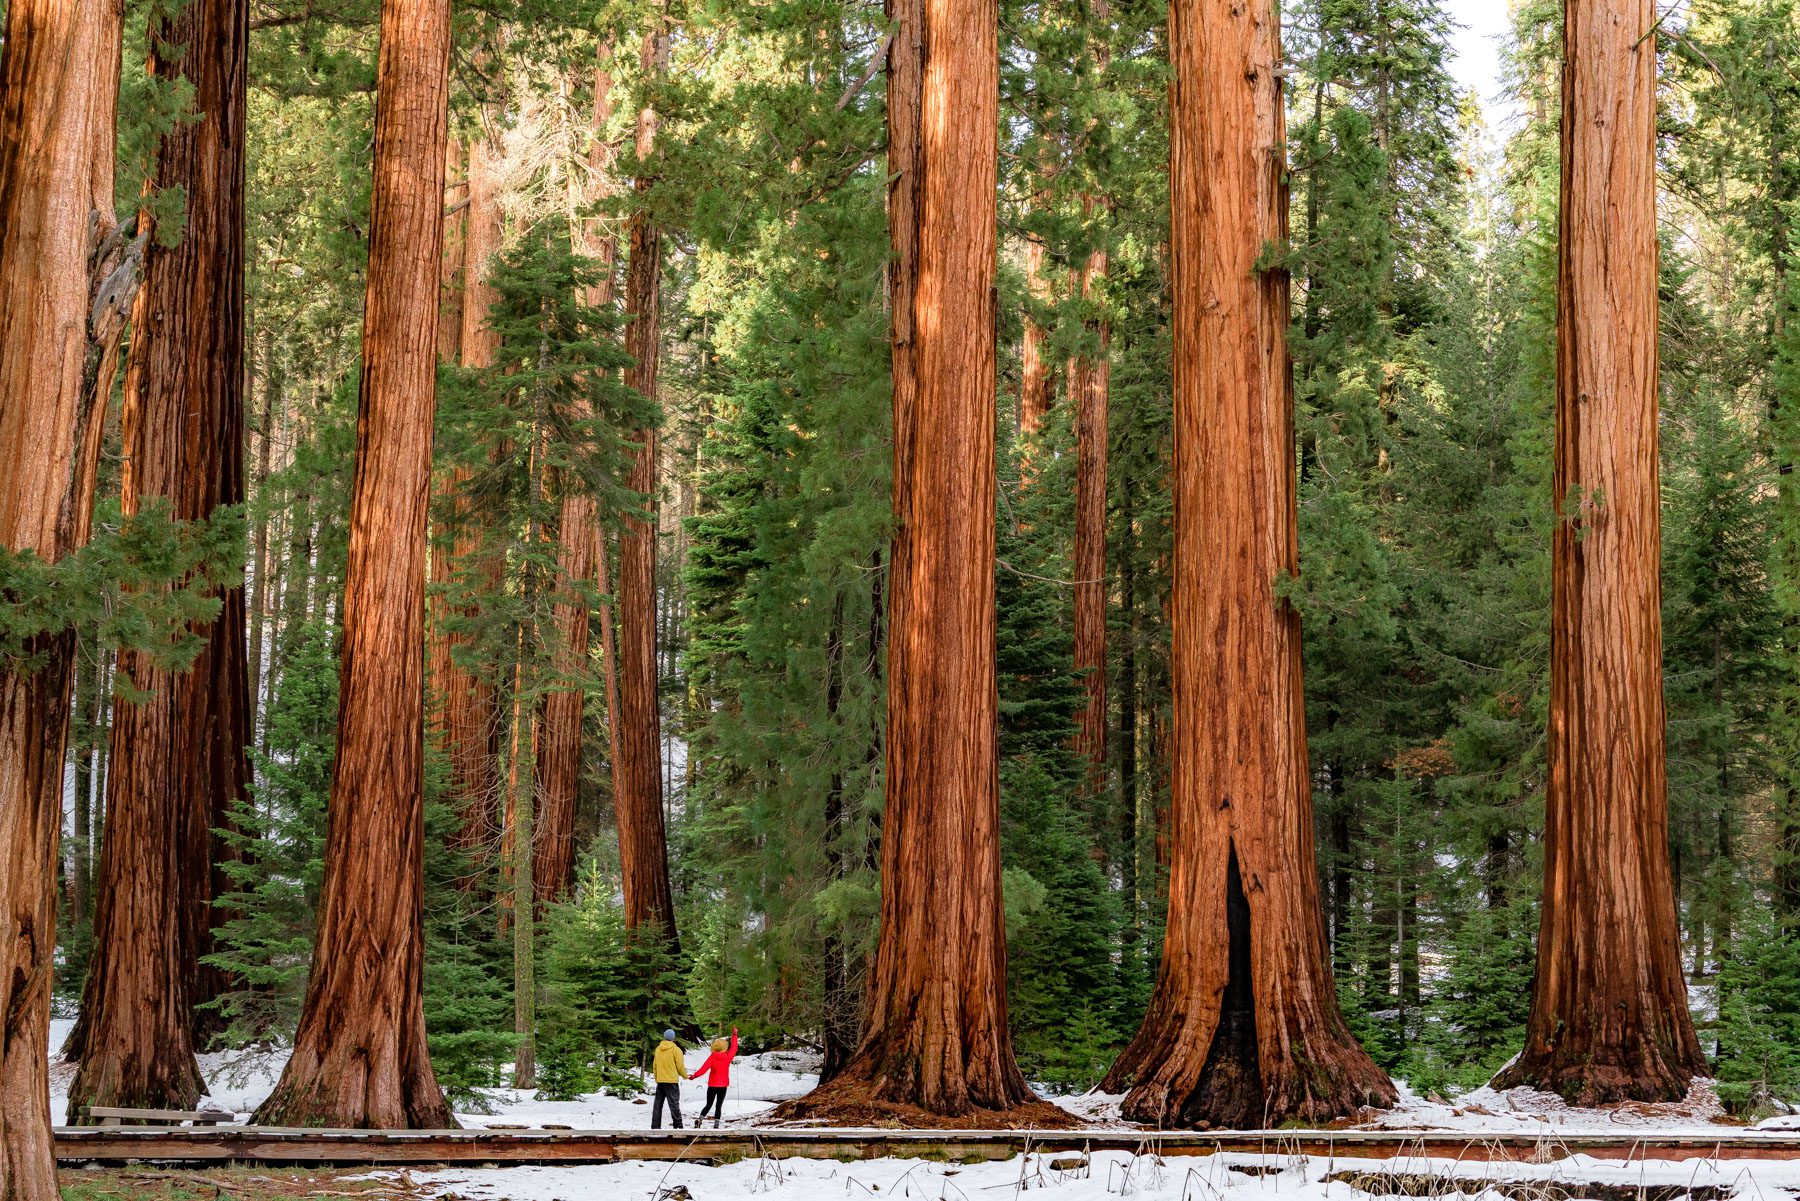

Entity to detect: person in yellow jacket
[651,1029,685,1129]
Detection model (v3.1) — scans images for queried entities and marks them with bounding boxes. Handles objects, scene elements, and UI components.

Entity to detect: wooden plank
[83,1107,233,1125]
[50,1126,1800,1168]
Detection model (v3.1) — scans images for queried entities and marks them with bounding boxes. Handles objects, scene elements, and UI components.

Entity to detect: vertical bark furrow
[793,0,1032,1120]
[534,49,621,908]
[72,0,250,1109]
[1493,0,1705,1105]
[615,27,679,942]
[0,0,124,1191]
[252,0,456,1130]
[1101,0,1394,1128]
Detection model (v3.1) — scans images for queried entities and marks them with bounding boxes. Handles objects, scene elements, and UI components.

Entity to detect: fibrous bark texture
[252,0,456,1129]
[1491,0,1705,1106]
[0,0,124,1193]
[69,0,249,1117]
[615,27,679,942]
[1100,0,1396,1129]
[535,49,620,907]
[791,0,1035,1121]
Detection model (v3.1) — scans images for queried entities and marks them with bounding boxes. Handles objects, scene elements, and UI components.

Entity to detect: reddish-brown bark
[790,0,1034,1120]
[535,50,621,907]
[1070,220,1109,798]
[69,0,250,1115]
[432,125,505,879]
[0,0,124,1192]
[427,136,466,836]
[1492,0,1705,1105]
[252,0,456,1129]
[615,28,679,942]
[1100,0,1395,1128]
[1018,233,1054,438]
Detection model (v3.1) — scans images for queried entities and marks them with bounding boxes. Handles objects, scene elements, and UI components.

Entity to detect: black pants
[652,1082,683,1129]
[698,1085,727,1121]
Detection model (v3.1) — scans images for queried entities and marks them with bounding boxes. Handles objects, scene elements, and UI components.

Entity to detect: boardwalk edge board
[49,1127,1800,1166]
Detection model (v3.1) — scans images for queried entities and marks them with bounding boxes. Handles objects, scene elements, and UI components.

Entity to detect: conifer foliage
[17,0,1800,1160]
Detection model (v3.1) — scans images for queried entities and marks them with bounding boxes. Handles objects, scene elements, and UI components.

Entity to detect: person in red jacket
[688,1026,738,1127]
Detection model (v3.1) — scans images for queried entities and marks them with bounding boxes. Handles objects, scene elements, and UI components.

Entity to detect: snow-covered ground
[44,1016,1763,1136]
[53,1018,1800,1201]
[47,1017,816,1128]
[403,1146,1800,1201]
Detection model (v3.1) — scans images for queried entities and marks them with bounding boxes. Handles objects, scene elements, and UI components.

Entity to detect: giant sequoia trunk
[615,27,679,942]
[252,0,456,1129]
[789,0,1035,1121]
[1099,0,1396,1128]
[69,0,249,1117]
[1491,0,1705,1105]
[535,51,621,907]
[0,1,124,1193]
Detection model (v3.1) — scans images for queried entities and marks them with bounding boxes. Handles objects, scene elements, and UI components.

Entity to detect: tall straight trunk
[0,0,124,1192]
[595,528,625,836]
[508,407,547,1087]
[72,0,250,1108]
[1118,502,1139,927]
[69,635,102,928]
[252,0,455,1128]
[535,48,620,907]
[820,599,854,1083]
[615,26,679,942]
[247,329,279,742]
[427,135,467,868]
[1101,0,1394,1128]
[1018,231,1054,438]
[793,0,1031,1120]
[433,124,505,877]
[1493,0,1704,1105]
[1070,210,1109,799]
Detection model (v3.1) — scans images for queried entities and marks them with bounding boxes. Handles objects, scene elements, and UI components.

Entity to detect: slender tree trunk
[1018,229,1054,438]
[1118,507,1139,928]
[0,0,125,1191]
[252,0,456,1128]
[535,48,620,907]
[820,600,855,1083]
[596,530,625,842]
[616,26,679,943]
[1070,207,1109,799]
[1100,0,1395,1128]
[247,329,279,745]
[508,403,547,1088]
[791,0,1033,1121]
[69,638,101,930]
[1493,0,1704,1105]
[433,124,505,880]
[427,134,467,869]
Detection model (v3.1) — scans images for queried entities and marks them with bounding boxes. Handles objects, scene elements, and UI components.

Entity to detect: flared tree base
[774,1074,1081,1130]
[1103,851,1397,1130]
[1491,1043,1702,1108]
[253,1054,456,1130]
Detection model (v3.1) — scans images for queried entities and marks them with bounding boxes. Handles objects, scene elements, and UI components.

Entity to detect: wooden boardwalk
[49,1125,1800,1167]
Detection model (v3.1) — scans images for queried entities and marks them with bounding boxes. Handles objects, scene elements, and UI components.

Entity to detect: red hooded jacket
[689,1030,739,1087]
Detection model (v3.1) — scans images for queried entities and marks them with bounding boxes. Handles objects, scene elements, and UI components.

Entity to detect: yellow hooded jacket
[653,1040,684,1084]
